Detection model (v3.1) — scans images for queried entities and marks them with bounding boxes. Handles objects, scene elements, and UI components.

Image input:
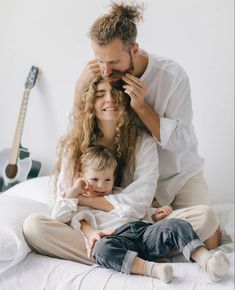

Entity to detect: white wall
[0,0,233,204]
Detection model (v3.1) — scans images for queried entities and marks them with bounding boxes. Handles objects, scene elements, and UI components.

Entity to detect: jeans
[92,218,204,274]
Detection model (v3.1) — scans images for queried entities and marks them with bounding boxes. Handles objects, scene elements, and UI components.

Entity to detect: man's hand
[86,228,115,259]
[75,60,101,96]
[121,73,161,140]
[152,206,173,222]
[121,73,147,113]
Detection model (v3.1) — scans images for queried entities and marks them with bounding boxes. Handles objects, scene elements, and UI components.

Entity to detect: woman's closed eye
[95,89,106,98]
[95,93,105,98]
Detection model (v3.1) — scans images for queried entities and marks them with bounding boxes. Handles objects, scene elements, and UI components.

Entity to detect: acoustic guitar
[0,66,41,192]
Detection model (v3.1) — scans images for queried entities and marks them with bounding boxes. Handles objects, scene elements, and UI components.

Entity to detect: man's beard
[103,53,134,82]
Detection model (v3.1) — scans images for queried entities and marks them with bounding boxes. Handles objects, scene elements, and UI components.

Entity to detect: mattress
[0,177,234,290]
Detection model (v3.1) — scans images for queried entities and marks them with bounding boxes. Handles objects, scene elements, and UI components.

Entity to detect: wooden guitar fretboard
[9,89,30,164]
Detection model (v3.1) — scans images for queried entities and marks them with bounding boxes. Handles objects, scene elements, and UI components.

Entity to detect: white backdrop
[0,0,234,204]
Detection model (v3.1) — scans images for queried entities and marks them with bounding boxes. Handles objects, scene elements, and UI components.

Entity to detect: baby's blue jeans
[92,218,204,274]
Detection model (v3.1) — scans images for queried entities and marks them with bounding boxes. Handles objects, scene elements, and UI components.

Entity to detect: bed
[0,176,234,290]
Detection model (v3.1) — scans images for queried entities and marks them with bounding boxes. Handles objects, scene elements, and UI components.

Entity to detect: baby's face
[82,167,115,196]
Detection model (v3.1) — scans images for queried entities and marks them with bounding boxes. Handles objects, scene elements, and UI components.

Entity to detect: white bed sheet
[0,177,234,290]
[0,251,233,290]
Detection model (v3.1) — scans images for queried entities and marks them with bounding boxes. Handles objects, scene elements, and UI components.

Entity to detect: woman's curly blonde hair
[53,77,142,189]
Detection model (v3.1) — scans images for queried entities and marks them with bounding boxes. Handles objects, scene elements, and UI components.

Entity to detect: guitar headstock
[24,66,39,89]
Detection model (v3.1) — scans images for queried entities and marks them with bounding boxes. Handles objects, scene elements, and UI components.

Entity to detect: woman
[23,77,219,264]
[23,77,159,264]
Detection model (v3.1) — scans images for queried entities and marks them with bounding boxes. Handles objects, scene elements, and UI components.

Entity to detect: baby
[52,145,230,283]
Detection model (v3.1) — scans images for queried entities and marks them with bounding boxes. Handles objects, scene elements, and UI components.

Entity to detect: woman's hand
[86,228,115,259]
[151,206,173,222]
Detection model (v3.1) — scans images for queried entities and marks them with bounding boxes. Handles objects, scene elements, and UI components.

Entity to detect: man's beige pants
[23,172,218,265]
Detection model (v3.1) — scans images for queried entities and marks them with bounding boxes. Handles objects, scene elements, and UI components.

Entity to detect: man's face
[91,38,134,81]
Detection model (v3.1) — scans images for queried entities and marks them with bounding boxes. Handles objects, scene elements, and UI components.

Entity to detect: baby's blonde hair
[80,145,117,177]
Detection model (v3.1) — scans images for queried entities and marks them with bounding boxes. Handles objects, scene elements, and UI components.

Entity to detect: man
[75,1,221,249]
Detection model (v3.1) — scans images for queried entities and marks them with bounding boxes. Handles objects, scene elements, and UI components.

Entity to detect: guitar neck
[9,89,30,164]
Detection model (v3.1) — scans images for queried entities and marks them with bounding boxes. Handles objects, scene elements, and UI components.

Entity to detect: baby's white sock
[143,261,173,283]
[192,247,230,282]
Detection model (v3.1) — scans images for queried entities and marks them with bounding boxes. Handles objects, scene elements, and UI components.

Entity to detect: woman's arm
[78,186,123,211]
[55,134,158,217]
[51,195,78,222]
[104,133,159,219]
[51,159,79,222]
[78,195,113,211]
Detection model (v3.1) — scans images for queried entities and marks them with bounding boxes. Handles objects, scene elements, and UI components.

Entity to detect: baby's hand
[87,228,115,259]
[72,178,99,197]
[152,206,173,222]
[65,178,89,198]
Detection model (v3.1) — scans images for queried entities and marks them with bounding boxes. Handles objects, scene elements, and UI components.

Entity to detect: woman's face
[94,80,119,123]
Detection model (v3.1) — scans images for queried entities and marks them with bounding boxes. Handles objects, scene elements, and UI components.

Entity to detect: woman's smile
[102,106,117,112]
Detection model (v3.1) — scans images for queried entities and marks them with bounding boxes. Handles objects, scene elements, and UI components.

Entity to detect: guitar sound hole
[5,164,18,179]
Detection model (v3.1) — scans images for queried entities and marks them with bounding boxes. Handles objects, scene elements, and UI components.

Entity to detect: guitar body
[0,147,41,192]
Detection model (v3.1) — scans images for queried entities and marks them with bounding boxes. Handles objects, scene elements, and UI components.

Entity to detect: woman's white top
[51,132,159,230]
